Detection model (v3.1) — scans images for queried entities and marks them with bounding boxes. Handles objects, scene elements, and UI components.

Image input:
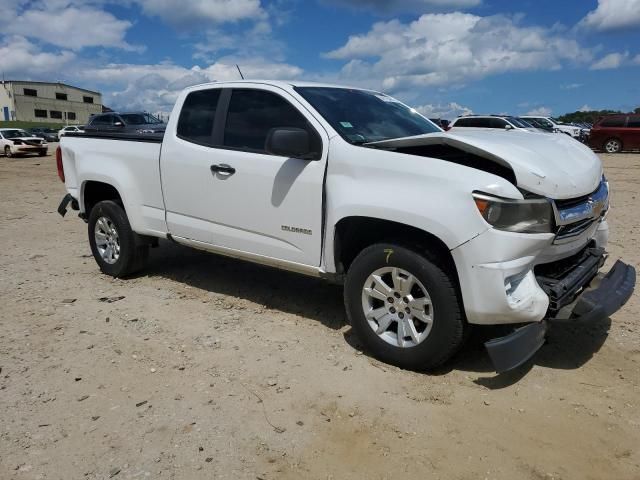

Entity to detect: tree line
[558,107,640,124]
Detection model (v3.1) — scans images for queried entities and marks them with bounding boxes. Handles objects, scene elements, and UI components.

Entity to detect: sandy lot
[0,147,638,480]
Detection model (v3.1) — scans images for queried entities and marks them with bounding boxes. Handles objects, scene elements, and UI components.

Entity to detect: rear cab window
[177,88,222,146]
[223,89,321,157]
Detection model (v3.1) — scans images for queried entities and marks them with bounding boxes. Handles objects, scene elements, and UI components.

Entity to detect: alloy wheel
[361,267,434,348]
[94,216,121,264]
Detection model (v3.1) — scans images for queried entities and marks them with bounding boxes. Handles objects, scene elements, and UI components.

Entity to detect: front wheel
[38,149,47,157]
[88,200,149,277]
[4,146,12,157]
[604,138,622,153]
[344,243,465,370]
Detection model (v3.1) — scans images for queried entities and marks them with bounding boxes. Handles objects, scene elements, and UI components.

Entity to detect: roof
[2,80,101,96]
[186,79,379,92]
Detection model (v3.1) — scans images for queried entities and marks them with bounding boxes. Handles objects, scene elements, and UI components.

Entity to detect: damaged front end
[484,178,635,373]
[486,246,636,373]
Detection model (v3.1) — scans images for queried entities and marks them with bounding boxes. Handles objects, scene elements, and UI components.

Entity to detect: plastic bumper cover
[486,258,636,373]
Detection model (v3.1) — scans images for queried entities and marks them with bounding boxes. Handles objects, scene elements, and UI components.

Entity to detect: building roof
[2,80,101,96]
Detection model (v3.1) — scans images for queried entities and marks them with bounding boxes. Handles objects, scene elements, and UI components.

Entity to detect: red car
[588,114,640,153]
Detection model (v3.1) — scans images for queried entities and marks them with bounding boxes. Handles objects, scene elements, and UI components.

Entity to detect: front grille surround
[551,180,608,243]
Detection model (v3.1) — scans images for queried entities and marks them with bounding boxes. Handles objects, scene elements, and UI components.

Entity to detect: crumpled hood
[369,129,602,200]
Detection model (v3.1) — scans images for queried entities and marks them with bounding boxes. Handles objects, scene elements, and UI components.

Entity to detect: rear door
[160,84,328,267]
[624,115,640,149]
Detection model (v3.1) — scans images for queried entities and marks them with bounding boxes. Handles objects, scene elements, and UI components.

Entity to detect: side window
[489,118,507,129]
[177,88,221,145]
[223,89,318,155]
[626,116,640,128]
[467,118,485,127]
[599,117,625,128]
[454,118,470,127]
[91,115,107,126]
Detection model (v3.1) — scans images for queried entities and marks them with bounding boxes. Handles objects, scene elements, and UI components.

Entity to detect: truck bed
[59,134,166,237]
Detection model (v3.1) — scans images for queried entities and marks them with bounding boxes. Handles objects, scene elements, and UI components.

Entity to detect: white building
[0,80,102,124]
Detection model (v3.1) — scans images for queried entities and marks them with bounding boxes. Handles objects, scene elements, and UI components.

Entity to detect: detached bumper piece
[57,193,78,217]
[570,260,636,323]
[485,252,636,374]
[486,321,547,373]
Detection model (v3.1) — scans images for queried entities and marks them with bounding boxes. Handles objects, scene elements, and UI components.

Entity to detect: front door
[160,85,328,267]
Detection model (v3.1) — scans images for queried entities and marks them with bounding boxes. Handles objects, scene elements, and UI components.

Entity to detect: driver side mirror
[114,121,124,127]
[504,124,514,130]
[265,128,315,159]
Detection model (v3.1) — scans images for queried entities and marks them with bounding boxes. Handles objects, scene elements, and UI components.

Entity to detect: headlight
[472,192,553,234]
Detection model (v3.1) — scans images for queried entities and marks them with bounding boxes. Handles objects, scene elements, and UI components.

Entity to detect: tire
[88,200,149,278]
[344,243,465,371]
[603,138,622,153]
[38,149,47,157]
[4,146,12,158]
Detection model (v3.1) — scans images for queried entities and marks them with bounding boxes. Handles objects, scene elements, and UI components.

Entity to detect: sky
[1,0,639,119]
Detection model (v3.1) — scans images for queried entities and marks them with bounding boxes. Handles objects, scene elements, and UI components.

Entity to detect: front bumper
[16,145,47,153]
[486,255,636,372]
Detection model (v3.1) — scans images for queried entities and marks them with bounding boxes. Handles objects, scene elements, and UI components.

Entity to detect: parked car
[58,125,85,138]
[588,114,640,153]
[28,127,59,142]
[428,118,450,130]
[521,116,582,139]
[518,117,557,133]
[57,81,635,373]
[449,115,543,132]
[1,128,48,157]
[85,112,166,134]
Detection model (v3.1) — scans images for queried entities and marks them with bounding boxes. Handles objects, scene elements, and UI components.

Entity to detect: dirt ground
[0,146,638,480]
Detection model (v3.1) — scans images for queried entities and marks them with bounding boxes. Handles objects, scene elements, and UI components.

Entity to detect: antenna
[236,64,245,80]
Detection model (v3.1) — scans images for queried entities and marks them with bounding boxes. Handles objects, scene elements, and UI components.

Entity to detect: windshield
[2,129,29,138]
[530,117,554,129]
[295,87,440,144]
[120,113,163,125]
[507,117,530,128]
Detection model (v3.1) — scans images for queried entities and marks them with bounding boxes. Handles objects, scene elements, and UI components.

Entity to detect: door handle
[210,163,236,175]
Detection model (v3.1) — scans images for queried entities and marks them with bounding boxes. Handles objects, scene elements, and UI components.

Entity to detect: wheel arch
[82,180,124,217]
[333,216,460,287]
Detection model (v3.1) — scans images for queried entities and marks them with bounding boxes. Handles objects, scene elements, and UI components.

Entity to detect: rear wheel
[38,149,47,157]
[88,200,149,277]
[4,146,12,157]
[604,138,622,153]
[344,243,465,370]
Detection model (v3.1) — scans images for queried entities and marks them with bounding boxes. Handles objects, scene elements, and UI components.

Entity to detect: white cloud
[578,104,593,112]
[135,0,266,27]
[76,59,303,113]
[527,106,552,116]
[590,51,628,70]
[0,36,76,76]
[322,0,481,14]
[2,4,139,51]
[325,13,592,92]
[414,101,473,119]
[579,0,640,32]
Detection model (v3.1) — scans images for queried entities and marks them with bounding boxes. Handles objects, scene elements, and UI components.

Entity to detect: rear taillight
[56,146,65,182]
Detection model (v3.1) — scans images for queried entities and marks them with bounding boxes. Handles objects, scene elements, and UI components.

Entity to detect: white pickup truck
[57,81,635,372]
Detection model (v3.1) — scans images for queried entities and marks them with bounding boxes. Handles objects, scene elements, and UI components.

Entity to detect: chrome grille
[553,180,608,243]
